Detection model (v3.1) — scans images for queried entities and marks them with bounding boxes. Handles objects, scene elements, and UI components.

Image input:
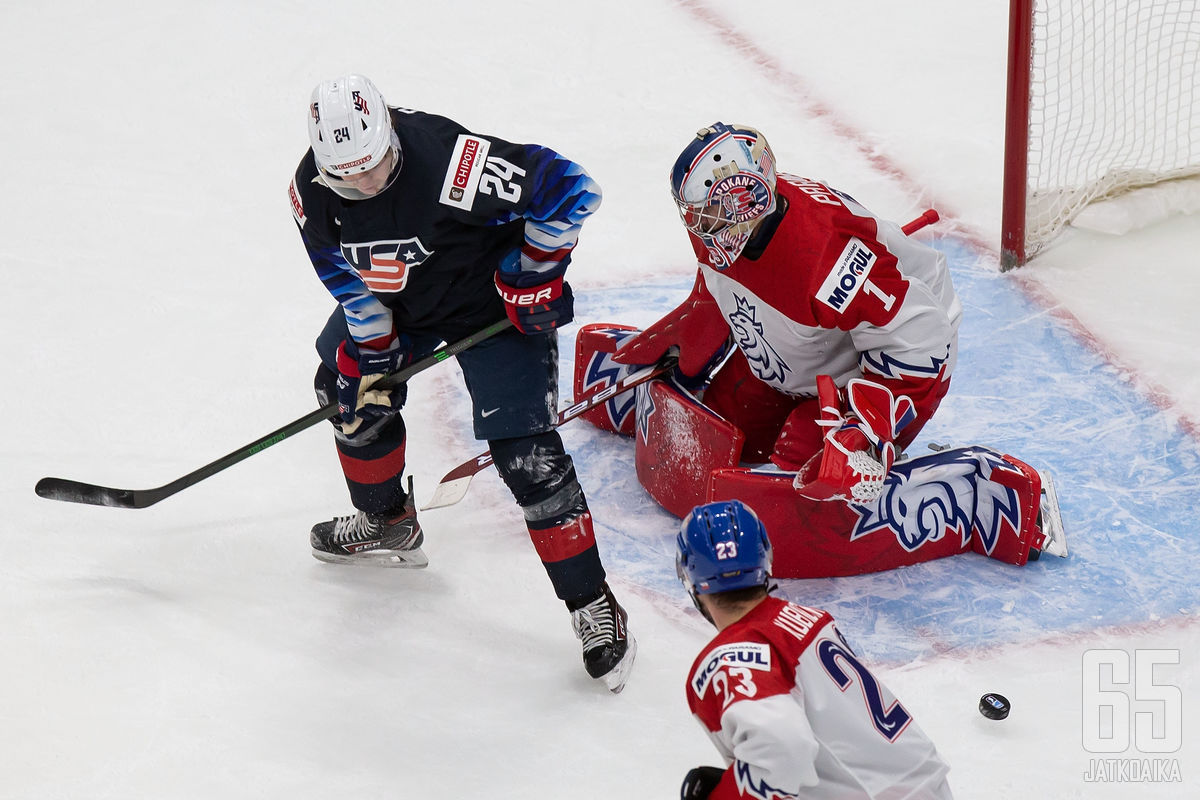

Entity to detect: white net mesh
[1025,0,1200,258]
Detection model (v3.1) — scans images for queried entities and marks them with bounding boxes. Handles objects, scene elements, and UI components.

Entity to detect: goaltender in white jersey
[677,501,953,800]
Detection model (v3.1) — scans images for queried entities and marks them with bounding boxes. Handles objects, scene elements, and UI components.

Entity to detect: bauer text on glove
[495,273,574,334]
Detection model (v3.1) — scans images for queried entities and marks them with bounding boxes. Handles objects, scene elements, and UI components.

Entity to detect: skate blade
[602,634,638,694]
[311,546,429,569]
[1037,471,1069,558]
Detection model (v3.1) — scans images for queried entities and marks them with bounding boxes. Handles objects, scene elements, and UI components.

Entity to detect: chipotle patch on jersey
[439,134,492,211]
[816,237,877,313]
[691,642,772,698]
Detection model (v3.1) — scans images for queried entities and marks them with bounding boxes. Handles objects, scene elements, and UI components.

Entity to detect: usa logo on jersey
[340,237,434,293]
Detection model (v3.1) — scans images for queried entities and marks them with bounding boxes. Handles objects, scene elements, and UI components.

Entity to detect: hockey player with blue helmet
[677,500,954,799]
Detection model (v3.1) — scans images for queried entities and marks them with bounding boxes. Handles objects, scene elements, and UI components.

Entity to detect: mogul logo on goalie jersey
[289,74,634,691]
[574,122,1066,578]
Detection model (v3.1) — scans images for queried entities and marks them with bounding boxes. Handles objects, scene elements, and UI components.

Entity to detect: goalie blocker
[574,324,1067,578]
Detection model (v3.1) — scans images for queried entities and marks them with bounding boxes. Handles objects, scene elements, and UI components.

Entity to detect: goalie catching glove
[797,375,916,503]
[335,334,412,434]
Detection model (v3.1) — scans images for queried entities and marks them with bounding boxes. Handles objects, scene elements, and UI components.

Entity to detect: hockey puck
[979,693,1010,720]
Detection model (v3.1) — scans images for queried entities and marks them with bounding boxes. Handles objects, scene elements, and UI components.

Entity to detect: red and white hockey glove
[796,375,915,503]
[495,273,574,334]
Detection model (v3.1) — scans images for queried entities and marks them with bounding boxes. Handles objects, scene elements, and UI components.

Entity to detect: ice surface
[3,1,1197,798]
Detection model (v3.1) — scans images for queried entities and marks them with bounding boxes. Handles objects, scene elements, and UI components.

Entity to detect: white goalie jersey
[686,596,953,799]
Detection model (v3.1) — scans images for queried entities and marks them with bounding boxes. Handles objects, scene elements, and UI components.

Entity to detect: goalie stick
[421,209,943,512]
[423,358,678,510]
[34,318,514,509]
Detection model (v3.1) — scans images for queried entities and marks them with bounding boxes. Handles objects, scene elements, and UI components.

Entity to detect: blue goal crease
[563,236,1200,662]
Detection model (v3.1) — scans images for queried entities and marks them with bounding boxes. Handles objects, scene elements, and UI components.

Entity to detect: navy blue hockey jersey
[289,109,602,346]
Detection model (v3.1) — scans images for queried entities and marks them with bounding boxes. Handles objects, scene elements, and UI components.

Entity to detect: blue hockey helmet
[676,500,773,600]
[669,123,777,268]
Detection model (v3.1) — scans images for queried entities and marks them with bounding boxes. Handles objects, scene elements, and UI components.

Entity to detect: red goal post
[1001,0,1200,269]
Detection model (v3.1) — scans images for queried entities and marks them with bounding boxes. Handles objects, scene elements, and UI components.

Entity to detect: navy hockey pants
[314,308,606,604]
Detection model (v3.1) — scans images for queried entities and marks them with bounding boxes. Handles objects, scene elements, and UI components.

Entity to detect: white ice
[2,2,1198,798]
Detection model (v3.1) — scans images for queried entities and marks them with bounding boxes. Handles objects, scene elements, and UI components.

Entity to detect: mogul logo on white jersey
[691,642,772,698]
[817,237,879,312]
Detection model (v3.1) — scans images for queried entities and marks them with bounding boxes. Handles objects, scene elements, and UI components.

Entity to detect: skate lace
[571,595,615,651]
[330,512,381,544]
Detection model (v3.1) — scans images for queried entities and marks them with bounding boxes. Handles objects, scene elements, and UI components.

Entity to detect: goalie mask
[670,123,778,269]
[676,500,772,614]
[308,74,403,201]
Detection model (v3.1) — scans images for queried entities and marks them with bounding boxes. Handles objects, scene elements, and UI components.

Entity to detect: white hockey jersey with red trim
[690,176,961,397]
[686,596,953,799]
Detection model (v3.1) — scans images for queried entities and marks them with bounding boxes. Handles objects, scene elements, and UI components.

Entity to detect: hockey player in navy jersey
[677,500,954,799]
[288,74,634,692]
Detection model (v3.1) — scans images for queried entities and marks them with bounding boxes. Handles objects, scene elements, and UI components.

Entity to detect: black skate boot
[310,477,427,568]
[570,582,637,693]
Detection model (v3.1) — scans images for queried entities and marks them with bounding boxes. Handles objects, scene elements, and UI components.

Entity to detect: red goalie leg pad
[707,468,967,578]
[572,323,643,435]
[636,379,745,517]
[703,349,798,463]
[528,511,598,564]
[973,454,1047,566]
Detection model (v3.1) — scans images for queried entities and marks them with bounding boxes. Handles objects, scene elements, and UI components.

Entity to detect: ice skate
[570,582,637,693]
[310,478,427,568]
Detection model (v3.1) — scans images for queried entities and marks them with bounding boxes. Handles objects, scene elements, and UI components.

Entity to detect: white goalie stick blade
[422,359,677,511]
[1037,470,1069,558]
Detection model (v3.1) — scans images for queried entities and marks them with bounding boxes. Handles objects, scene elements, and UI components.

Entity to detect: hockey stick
[423,357,678,510]
[902,209,939,235]
[35,318,515,509]
[421,208,940,511]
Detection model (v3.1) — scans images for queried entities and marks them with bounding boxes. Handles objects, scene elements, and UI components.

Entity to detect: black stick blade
[35,477,148,509]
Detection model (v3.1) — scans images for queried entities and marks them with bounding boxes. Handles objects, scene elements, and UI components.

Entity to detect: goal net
[1001,0,1200,268]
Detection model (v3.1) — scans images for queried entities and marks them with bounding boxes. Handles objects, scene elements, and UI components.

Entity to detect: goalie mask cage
[1001,0,1200,269]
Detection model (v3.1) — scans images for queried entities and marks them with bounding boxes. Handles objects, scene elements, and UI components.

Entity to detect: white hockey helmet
[308,74,402,200]
[670,123,778,267]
